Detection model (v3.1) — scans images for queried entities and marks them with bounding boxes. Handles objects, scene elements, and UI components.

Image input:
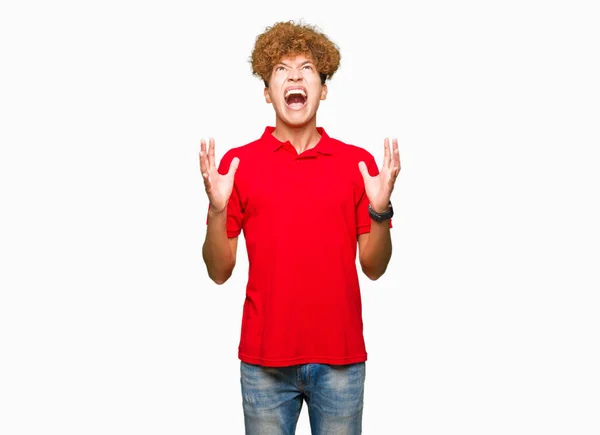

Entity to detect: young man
[200,21,400,435]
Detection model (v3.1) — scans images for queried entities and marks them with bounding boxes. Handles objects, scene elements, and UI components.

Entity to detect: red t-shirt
[210,126,387,367]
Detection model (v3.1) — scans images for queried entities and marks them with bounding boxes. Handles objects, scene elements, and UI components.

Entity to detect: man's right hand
[199,138,240,213]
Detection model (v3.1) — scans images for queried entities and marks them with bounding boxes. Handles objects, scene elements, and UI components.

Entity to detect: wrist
[368,201,393,222]
[371,201,391,214]
[208,205,227,217]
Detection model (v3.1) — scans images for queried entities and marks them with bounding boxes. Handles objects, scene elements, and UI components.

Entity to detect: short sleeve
[205,150,243,238]
[356,153,393,235]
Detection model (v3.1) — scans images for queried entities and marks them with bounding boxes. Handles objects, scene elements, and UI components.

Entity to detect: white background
[1,0,599,434]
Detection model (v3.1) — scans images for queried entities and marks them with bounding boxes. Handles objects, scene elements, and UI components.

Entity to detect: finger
[388,159,401,190]
[228,157,240,178]
[201,166,213,194]
[199,139,209,175]
[387,169,399,190]
[392,138,401,173]
[383,137,391,169]
[208,137,216,169]
[358,161,370,181]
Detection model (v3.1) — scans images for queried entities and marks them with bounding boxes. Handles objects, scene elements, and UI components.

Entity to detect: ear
[264,87,272,104]
[320,84,328,101]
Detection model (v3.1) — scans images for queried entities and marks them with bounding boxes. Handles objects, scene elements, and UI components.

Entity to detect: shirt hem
[238,352,368,367]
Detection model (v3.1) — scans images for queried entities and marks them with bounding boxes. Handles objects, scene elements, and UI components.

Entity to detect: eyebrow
[277,60,314,68]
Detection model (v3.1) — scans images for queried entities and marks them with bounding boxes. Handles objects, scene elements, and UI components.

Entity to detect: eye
[275,66,285,72]
[303,65,313,70]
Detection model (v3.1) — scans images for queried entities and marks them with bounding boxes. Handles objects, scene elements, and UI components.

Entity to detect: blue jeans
[240,361,366,435]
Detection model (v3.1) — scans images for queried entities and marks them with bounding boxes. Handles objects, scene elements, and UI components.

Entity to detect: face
[264,54,327,128]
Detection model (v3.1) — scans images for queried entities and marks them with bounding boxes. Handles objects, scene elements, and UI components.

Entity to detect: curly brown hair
[251,21,341,87]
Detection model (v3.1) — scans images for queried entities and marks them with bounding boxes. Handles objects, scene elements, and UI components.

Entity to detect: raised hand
[199,138,240,213]
[358,138,401,213]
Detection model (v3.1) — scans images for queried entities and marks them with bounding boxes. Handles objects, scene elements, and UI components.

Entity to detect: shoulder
[221,138,262,160]
[217,137,264,172]
[328,136,376,164]
[327,135,380,177]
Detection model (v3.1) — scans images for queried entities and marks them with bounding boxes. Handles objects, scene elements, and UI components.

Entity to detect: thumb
[358,161,369,180]
[228,157,240,177]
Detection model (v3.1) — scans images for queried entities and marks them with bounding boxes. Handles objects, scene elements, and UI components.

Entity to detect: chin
[280,110,316,126]
[280,116,312,128]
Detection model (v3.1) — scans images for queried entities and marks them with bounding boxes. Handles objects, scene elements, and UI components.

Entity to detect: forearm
[359,220,392,280]
[202,209,235,284]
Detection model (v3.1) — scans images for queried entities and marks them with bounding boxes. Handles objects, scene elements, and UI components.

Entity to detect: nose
[287,67,302,81]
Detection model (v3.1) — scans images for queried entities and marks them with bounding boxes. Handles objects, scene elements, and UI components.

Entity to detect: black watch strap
[368,201,394,222]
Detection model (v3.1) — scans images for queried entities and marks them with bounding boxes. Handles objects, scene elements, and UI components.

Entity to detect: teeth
[285,89,307,98]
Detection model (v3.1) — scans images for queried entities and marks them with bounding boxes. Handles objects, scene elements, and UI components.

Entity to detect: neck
[272,117,321,154]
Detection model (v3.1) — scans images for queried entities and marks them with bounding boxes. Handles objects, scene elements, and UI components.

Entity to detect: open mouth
[284,88,307,109]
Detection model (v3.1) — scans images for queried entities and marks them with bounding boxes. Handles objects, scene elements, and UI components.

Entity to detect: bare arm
[357,137,400,280]
[358,223,392,281]
[202,213,238,284]
[199,137,240,285]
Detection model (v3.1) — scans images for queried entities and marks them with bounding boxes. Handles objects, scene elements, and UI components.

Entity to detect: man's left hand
[358,138,401,212]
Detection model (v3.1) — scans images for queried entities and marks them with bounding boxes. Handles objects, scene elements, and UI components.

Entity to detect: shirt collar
[261,126,333,156]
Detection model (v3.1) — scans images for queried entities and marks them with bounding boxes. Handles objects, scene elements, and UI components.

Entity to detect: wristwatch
[368,201,394,222]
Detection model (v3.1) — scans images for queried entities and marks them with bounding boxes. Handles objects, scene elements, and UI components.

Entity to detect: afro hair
[251,21,341,86]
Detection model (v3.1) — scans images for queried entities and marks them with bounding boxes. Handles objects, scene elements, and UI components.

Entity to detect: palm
[199,138,239,213]
[358,138,401,212]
